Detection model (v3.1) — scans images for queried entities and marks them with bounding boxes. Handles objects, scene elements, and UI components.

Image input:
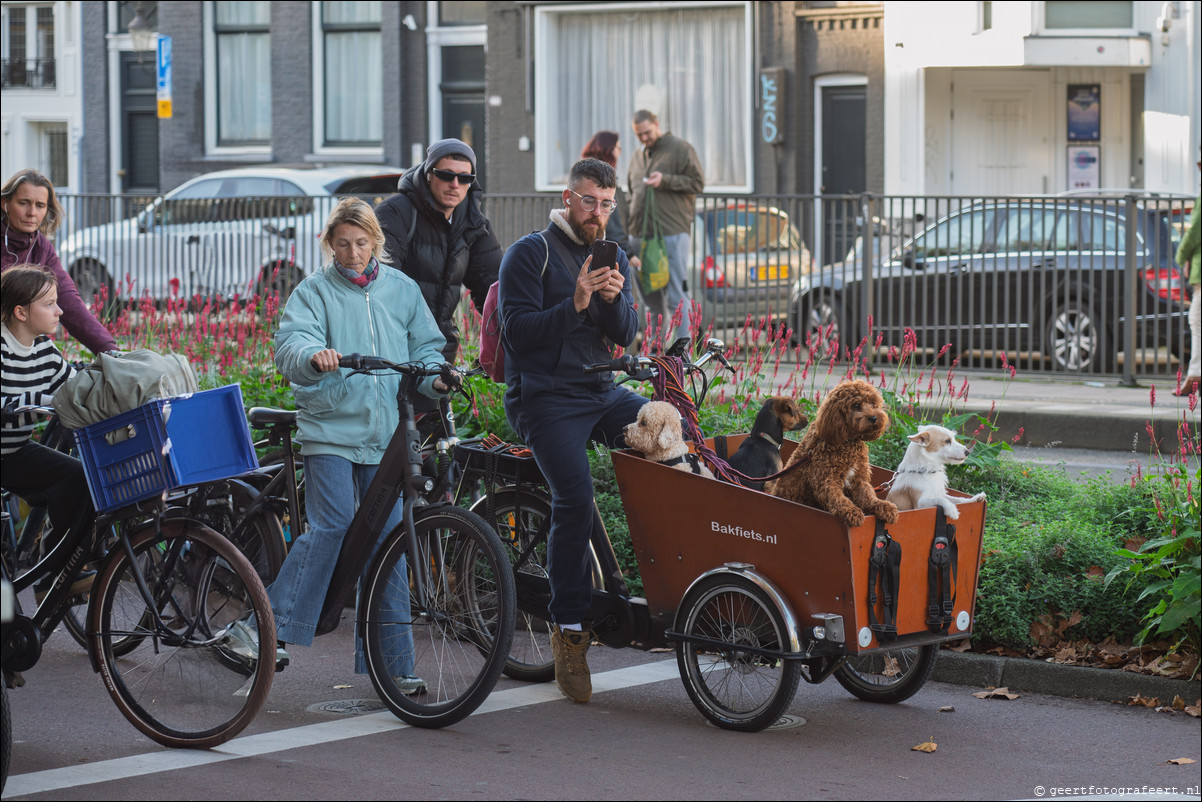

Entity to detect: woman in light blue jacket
[230,198,451,692]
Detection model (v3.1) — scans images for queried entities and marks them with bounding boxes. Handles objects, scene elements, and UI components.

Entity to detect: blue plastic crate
[75,384,259,513]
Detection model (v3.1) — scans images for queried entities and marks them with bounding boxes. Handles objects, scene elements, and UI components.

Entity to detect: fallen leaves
[973,686,1020,700]
[1124,695,1202,717]
[973,636,1200,679]
[937,705,955,713]
[1167,758,1197,765]
[912,738,937,753]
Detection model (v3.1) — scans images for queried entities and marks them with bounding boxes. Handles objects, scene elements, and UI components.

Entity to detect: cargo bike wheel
[833,643,939,703]
[675,574,801,732]
[89,517,276,749]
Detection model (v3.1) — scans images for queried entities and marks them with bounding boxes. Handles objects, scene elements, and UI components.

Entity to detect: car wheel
[255,262,304,306]
[70,260,115,316]
[1044,299,1110,373]
[793,292,845,354]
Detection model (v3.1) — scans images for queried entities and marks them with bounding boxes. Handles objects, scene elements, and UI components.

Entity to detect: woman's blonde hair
[319,197,390,266]
[1,169,65,236]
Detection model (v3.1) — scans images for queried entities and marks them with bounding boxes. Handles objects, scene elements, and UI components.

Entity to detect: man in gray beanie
[377,138,502,374]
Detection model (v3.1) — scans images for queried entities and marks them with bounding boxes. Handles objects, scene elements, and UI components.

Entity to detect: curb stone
[932,650,1201,704]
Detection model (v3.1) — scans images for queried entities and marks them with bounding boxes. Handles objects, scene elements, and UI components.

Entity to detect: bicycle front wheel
[89,517,276,748]
[361,506,515,729]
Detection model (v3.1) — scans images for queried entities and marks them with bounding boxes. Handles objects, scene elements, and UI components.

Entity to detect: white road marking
[5,659,681,797]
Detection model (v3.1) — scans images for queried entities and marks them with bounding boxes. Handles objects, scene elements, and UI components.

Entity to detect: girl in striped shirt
[2,265,92,593]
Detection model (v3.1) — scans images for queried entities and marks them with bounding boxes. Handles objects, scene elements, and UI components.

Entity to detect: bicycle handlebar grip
[337,353,364,370]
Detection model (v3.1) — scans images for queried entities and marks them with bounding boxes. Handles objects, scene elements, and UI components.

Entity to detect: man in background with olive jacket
[626,110,704,344]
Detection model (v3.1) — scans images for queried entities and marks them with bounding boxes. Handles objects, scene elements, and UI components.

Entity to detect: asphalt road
[4,604,1200,802]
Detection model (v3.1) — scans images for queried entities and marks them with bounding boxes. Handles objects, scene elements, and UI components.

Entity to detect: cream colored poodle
[624,401,714,478]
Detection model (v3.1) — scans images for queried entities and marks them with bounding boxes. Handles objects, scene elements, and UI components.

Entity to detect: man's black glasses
[430,168,476,185]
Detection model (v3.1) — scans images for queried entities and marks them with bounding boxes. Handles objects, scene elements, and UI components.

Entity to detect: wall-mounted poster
[1068,84,1101,141]
[1067,145,1101,190]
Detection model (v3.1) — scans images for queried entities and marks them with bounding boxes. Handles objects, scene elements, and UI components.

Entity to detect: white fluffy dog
[624,401,714,478]
[886,424,987,520]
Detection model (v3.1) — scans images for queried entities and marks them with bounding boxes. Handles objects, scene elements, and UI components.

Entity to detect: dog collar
[894,467,944,475]
[661,454,705,474]
[756,432,781,448]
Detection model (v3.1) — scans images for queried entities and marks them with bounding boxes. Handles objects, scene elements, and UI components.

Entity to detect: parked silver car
[58,165,404,305]
[690,203,813,331]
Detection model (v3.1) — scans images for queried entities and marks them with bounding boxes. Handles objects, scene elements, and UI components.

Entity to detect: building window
[536,3,751,191]
[36,121,69,187]
[214,1,270,146]
[437,2,487,26]
[320,1,381,147]
[1,4,55,88]
[1045,1,1132,29]
[117,1,158,33]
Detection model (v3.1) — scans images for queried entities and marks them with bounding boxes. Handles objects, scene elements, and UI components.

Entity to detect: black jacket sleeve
[463,217,503,313]
[376,194,415,272]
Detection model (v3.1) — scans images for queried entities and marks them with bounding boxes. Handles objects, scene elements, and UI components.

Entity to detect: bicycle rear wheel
[833,644,938,703]
[189,479,287,584]
[89,517,276,748]
[361,506,515,729]
[470,488,602,682]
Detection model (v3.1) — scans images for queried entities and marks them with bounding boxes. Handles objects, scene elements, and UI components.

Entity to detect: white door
[951,70,1052,196]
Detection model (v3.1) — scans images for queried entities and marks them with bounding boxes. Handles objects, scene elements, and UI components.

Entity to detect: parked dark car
[789,197,1192,373]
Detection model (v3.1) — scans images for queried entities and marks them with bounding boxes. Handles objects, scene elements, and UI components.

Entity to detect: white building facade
[1,0,84,192]
[884,0,1200,196]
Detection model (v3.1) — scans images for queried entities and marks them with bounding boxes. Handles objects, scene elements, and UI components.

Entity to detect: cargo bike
[455,338,988,731]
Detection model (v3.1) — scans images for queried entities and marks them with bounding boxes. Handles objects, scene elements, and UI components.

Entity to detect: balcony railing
[2,57,56,88]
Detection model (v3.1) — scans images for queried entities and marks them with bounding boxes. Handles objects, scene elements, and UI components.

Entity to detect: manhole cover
[705,714,806,730]
[306,699,385,716]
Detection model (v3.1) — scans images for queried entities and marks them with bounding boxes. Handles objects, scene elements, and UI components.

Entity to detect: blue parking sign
[157,36,172,118]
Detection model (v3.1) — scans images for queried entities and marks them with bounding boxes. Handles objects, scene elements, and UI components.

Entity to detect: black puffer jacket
[376,164,502,361]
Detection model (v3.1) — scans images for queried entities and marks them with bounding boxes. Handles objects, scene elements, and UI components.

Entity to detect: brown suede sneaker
[551,626,593,703]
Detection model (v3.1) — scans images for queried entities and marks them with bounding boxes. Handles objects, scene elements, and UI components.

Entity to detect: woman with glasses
[1,169,117,355]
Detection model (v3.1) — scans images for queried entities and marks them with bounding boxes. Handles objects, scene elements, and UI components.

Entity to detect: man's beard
[568,213,604,246]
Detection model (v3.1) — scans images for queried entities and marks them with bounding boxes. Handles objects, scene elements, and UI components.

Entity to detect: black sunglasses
[429,168,476,186]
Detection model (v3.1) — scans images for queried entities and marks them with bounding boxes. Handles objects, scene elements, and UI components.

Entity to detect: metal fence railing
[51,190,1193,382]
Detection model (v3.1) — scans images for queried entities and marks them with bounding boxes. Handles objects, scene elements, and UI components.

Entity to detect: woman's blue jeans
[267,454,414,676]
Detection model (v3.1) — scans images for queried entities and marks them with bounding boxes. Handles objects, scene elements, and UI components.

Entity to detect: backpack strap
[926,508,959,634]
[867,521,901,643]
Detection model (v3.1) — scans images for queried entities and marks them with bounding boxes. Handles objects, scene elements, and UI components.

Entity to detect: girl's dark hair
[1,169,64,236]
[1,264,57,324]
[581,131,620,168]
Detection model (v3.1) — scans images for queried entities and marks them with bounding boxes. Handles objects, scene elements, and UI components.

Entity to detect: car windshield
[703,208,797,255]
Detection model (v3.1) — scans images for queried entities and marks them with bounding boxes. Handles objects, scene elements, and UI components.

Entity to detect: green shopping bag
[638,186,670,295]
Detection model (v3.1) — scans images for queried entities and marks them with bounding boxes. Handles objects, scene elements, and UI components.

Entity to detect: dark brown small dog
[727,396,809,491]
[767,380,899,528]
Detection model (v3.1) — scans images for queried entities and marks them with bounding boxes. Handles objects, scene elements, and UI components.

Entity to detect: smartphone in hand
[590,239,618,271]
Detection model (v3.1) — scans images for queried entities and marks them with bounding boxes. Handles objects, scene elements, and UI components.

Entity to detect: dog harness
[926,508,958,634]
[660,453,707,474]
[867,521,902,643]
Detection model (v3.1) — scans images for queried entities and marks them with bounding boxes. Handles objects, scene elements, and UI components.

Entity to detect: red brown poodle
[767,379,899,528]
